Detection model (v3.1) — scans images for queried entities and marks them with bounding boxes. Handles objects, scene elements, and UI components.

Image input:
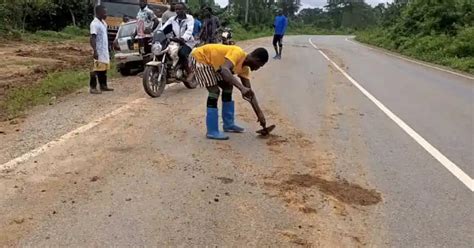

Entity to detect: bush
[446,26,474,58]
[355,0,474,74]
[356,29,474,74]
[62,25,89,37]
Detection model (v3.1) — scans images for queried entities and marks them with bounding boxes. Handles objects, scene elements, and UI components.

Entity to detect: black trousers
[90,71,107,89]
[273,34,283,47]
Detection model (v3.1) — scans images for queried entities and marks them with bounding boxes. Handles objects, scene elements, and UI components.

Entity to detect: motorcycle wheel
[143,65,166,98]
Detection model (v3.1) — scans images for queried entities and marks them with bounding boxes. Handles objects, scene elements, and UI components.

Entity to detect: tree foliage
[0,0,93,32]
[356,0,474,73]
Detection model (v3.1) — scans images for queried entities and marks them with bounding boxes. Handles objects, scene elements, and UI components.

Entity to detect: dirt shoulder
[0,39,91,120]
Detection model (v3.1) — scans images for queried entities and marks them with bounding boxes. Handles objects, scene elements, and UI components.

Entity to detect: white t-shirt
[90,17,110,64]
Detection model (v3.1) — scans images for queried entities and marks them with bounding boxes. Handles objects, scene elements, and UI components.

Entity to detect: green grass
[232,24,351,41]
[1,26,89,43]
[2,70,89,119]
[356,28,474,75]
[2,62,118,119]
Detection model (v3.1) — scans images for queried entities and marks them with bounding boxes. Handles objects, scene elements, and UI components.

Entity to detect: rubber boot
[207,107,229,140]
[222,101,245,133]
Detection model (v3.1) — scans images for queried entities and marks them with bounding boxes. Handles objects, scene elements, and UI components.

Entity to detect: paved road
[0,36,472,247]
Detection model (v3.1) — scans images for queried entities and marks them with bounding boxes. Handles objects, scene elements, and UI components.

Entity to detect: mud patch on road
[265,135,289,146]
[299,206,317,214]
[280,231,313,247]
[320,48,349,70]
[108,145,136,153]
[216,177,234,184]
[285,174,381,206]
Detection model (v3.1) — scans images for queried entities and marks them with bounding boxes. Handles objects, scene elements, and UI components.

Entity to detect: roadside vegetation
[0,26,96,120]
[356,0,474,74]
[3,70,90,118]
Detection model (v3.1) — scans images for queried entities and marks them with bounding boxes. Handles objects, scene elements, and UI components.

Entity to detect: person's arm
[181,16,195,41]
[219,60,253,98]
[90,34,98,59]
[149,9,159,30]
[90,23,98,59]
[283,17,288,35]
[239,76,251,89]
[159,18,173,33]
[198,19,207,40]
[239,76,266,125]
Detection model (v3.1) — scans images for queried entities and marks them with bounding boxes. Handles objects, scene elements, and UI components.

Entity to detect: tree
[278,0,300,17]
[55,0,91,26]
[187,0,217,13]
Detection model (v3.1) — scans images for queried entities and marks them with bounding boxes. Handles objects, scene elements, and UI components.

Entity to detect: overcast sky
[215,0,393,8]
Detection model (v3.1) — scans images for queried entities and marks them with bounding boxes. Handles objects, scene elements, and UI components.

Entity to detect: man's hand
[93,50,98,60]
[170,37,185,45]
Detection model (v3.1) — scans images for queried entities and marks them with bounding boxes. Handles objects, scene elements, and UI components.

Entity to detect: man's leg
[89,71,101,94]
[206,85,228,140]
[278,36,283,59]
[179,45,194,82]
[273,35,280,59]
[220,81,244,133]
[97,70,114,91]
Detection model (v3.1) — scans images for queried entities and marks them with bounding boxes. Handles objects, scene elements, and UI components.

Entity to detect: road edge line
[0,97,146,173]
[345,38,474,80]
[309,38,474,192]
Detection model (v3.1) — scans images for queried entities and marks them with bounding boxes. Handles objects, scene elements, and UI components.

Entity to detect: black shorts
[273,34,283,46]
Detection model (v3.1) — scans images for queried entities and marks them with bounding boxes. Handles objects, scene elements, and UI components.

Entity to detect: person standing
[273,10,288,60]
[136,0,159,38]
[90,5,113,94]
[136,0,160,56]
[193,13,202,39]
[161,0,177,25]
[199,7,220,44]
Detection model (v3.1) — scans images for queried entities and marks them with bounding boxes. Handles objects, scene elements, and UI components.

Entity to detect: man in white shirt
[160,2,195,82]
[90,5,113,94]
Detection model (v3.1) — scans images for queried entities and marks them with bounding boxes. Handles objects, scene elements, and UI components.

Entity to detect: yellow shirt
[192,44,251,79]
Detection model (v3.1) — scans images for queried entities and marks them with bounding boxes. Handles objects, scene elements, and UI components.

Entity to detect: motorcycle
[142,31,197,98]
[219,27,235,45]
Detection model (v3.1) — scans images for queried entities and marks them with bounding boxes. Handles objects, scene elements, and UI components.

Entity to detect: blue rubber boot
[222,101,245,133]
[207,107,229,140]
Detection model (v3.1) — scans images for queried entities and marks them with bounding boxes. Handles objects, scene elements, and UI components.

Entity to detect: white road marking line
[345,38,474,80]
[0,97,146,173]
[0,71,193,173]
[309,38,474,191]
[0,80,192,172]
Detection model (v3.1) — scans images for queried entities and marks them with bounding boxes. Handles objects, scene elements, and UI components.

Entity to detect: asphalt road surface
[0,36,472,247]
